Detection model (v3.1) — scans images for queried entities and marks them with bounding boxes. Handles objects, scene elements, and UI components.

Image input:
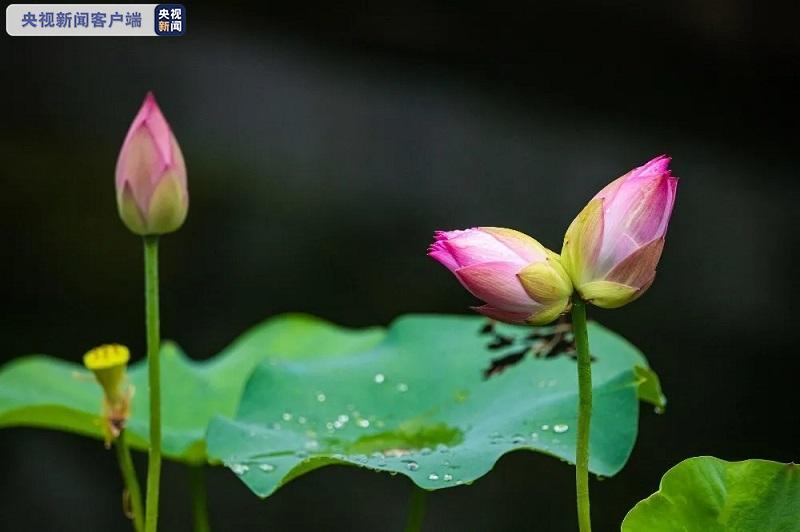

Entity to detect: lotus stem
[143,235,162,532]
[116,430,144,532]
[188,465,211,532]
[571,297,592,532]
[404,485,427,532]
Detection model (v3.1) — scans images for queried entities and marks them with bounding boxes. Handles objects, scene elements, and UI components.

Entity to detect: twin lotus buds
[83,344,133,446]
[115,92,188,236]
[430,156,678,322]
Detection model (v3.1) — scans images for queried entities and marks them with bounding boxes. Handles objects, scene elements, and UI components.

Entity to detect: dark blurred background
[2,2,799,530]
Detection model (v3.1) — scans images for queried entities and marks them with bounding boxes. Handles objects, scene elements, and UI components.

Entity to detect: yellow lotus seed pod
[83,344,132,445]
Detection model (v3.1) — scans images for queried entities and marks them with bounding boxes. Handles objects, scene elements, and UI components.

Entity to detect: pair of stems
[116,430,209,532]
[114,236,162,532]
[140,236,591,532]
[402,299,593,532]
[108,236,161,532]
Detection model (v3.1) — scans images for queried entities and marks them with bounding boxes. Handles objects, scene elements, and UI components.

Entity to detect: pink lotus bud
[428,227,573,325]
[561,155,678,308]
[115,92,188,235]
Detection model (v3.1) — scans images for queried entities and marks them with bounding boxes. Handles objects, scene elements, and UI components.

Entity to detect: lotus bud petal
[428,227,573,325]
[115,92,188,235]
[562,155,678,308]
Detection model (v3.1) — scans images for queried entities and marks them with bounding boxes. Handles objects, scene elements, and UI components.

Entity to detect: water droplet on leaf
[230,463,249,475]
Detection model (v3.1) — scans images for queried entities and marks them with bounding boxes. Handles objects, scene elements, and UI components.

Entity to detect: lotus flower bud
[83,344,133,445]
[561,155,678,309]
[428,227,573,325]
[115,92,188,235]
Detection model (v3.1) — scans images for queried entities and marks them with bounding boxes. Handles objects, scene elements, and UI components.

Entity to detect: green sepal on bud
[517,254,573,325]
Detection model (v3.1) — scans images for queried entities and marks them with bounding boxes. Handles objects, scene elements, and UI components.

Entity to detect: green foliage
[634,365,666,410]
[622,456,800,531]
[205,314,663,496]
[0,313,662,495]
[0,314,384,463]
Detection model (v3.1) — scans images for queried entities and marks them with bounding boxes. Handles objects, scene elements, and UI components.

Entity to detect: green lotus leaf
[0,314,385,463]
[622,456,800,531]
[206,314,663,496]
